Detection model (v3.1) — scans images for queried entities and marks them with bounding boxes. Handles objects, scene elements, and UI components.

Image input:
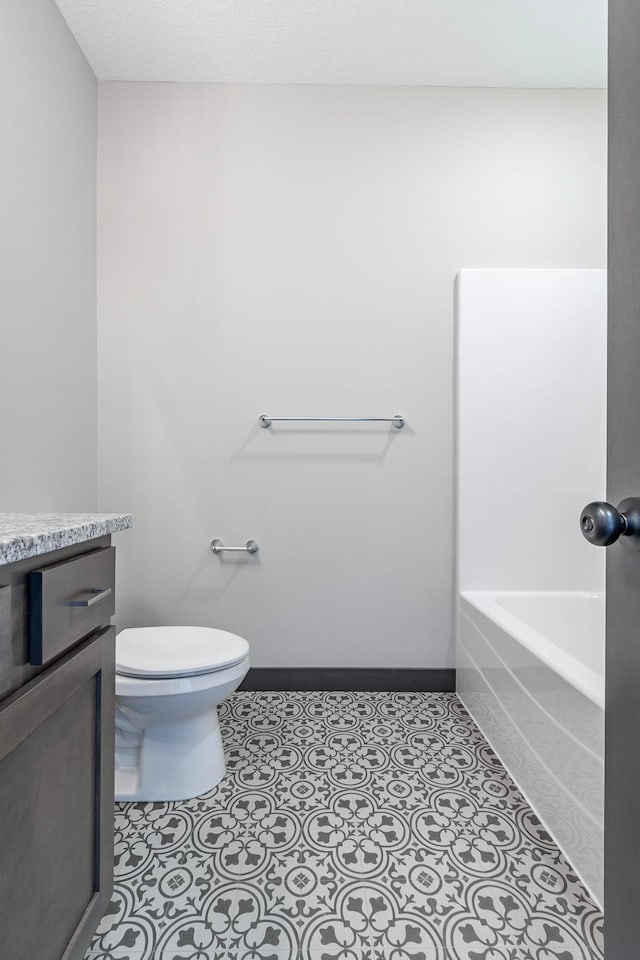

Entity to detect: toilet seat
[115,654,250,699]
[116,626,249,679]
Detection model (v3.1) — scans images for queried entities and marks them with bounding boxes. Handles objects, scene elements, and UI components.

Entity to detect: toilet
[114,626,250,802]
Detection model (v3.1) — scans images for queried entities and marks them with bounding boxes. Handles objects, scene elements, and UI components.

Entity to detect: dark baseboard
[239,667,455,693]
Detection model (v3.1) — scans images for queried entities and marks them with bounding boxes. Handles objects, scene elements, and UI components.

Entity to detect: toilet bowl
[114,626,249,802]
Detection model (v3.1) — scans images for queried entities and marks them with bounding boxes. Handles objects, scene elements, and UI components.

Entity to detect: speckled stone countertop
[0,513,133,565]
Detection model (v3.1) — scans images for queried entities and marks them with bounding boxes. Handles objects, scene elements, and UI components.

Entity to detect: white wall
[0,0,97,511]
[97,84,606,667]
[457,269,607,593]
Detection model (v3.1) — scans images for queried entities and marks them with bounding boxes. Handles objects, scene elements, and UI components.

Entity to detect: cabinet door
[0,627,115,960]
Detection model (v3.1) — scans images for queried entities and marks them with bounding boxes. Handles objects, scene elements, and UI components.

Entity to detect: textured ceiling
[53,0,607,87]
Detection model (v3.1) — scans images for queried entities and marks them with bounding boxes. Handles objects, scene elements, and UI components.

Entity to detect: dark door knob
[580,498,640,549]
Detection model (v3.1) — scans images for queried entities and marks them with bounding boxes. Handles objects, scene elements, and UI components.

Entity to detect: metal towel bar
[259,414,405,429]
[210,539,259,555]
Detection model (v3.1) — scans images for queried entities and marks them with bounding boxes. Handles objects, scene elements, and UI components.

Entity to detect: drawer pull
[69,587,113,608]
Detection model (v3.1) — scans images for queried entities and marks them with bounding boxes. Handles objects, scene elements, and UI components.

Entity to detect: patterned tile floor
[86,692,604,960]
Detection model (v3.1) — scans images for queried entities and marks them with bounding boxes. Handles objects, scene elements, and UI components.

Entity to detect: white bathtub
[457,590,604,906]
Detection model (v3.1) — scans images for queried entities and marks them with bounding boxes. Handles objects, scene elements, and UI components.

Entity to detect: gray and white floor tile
[86,692,604,959]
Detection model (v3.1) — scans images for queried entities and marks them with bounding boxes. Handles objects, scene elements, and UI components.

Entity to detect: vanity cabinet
[0,535,118,960]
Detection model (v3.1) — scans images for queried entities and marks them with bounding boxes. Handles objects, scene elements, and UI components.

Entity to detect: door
[0,627,115,960]
[605,2,640,954]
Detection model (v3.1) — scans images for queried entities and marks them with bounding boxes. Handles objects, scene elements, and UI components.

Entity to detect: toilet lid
[115,626,249,679]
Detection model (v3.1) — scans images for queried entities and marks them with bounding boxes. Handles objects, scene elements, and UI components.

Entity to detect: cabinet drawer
[30,548,115,665]
[0,586,10,697]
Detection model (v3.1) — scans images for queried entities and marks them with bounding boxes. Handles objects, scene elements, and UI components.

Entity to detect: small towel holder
[210,539,259,555]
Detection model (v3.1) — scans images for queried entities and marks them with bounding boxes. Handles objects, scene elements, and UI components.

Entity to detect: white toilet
[114,626,250,802]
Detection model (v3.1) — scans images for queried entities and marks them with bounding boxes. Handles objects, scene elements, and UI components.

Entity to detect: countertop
[0,513,133,565]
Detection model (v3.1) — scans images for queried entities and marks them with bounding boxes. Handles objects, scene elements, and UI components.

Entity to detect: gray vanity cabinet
[0,536,117,960]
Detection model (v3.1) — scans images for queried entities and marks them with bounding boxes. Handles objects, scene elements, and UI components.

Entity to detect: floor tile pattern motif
[86,692,604,959]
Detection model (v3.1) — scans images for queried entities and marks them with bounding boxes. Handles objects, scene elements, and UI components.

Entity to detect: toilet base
[115,708,226,802]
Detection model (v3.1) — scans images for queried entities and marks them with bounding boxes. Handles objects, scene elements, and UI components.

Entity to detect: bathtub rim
[460,590,605,710]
